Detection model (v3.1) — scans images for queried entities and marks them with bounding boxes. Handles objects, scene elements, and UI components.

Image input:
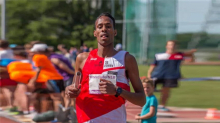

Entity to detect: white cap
[30,44,48,52]
[115,43,122,51]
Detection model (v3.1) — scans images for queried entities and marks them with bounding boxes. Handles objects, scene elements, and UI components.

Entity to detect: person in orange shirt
[12,49,31,115]
[30,44,64,112]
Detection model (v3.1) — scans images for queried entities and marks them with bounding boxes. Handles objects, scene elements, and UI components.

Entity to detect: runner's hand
[99,79,116,95]
[65,84,81,98]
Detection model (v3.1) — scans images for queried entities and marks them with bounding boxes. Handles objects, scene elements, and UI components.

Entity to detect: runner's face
[143,83,154,95]
[94,16,117,47]
[166,41,176,51]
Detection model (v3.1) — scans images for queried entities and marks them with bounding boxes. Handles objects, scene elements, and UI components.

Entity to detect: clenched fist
[99,79,116,95]
[65,84,81,98]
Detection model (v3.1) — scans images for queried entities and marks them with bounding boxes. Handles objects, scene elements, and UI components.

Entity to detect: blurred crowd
[57,44,93,66]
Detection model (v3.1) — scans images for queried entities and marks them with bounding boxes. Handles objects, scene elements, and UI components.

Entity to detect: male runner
[65,13,146,123]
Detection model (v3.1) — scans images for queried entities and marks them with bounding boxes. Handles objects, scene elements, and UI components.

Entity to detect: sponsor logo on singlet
[103,58,123,69]
[104,61,113,68]
[94,61,103,67]
[91,58,97,60]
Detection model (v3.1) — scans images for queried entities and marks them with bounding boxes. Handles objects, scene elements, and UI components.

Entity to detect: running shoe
[56,104,70,122]
[8,107,18,112]
[158,107,170,112]
[32,110,55,122]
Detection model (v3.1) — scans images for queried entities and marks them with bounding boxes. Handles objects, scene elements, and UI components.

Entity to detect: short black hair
[0,40,9,48]
[95,12,115,29]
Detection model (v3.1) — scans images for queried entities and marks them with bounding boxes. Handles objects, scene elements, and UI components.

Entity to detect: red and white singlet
[76,49,130,123]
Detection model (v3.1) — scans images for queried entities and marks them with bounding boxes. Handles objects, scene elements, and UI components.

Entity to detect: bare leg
[39,94,51,113]
[0,88,7,108]
[32,93,40,113]
[62,91,71,109]
[15,84,29,113]
[50,93,63,112]
[1,86,16,108]
[41,98,50,113]
[160,87,170,107]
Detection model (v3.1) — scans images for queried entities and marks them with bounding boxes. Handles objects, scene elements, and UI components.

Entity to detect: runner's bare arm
[120,54,146,107]
[72,52,89,86]
[65,52,89,98]
[147,65,156,79]
[77,52,89,71]
[51,58,75,74]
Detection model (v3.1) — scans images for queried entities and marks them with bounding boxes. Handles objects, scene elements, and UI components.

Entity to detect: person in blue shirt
[147,40,196,111]
[135,78,158,123]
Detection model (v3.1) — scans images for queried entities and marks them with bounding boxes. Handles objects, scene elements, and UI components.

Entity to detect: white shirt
[0,49,14,59]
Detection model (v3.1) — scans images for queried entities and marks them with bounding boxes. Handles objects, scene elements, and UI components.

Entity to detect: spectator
[30,43,64,113]
[82,44,89,52]
[69,47,78,62]
[13,49,31,115]
[135,78,158,123]
[0,40,13,59]
[0,40,16,111]
[57,44,72,63]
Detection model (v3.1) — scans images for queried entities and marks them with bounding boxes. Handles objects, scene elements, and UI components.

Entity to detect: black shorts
[154,79,178,88]
[33,88,51,94]
[46,80,65,93]
[33,80,65,94]
[33,83,50,94]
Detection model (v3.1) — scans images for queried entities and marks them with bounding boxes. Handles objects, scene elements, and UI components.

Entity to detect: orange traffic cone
[205,108,220,119]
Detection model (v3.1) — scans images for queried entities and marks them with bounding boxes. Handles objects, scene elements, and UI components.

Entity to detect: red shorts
[0,79,17,87]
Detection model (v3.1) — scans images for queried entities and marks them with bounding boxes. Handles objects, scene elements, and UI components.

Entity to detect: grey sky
[178,0,220,34]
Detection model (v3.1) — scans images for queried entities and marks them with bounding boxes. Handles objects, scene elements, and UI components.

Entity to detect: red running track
[125,101,220,122]
[0,117,18,123]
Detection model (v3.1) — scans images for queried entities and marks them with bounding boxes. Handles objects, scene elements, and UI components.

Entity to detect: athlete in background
[148,40,196,111]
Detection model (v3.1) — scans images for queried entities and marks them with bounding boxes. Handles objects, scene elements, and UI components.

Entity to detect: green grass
[133,65,220,109]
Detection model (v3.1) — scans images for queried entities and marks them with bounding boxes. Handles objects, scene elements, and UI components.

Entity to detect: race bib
[89,74,116,94]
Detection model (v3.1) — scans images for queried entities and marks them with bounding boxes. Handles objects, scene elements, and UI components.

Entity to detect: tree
[6,0,123,49]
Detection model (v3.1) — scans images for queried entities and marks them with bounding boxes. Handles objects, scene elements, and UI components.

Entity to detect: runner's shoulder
[76,52,89,62]
[125,53,137,69]
[125,53,136,63]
